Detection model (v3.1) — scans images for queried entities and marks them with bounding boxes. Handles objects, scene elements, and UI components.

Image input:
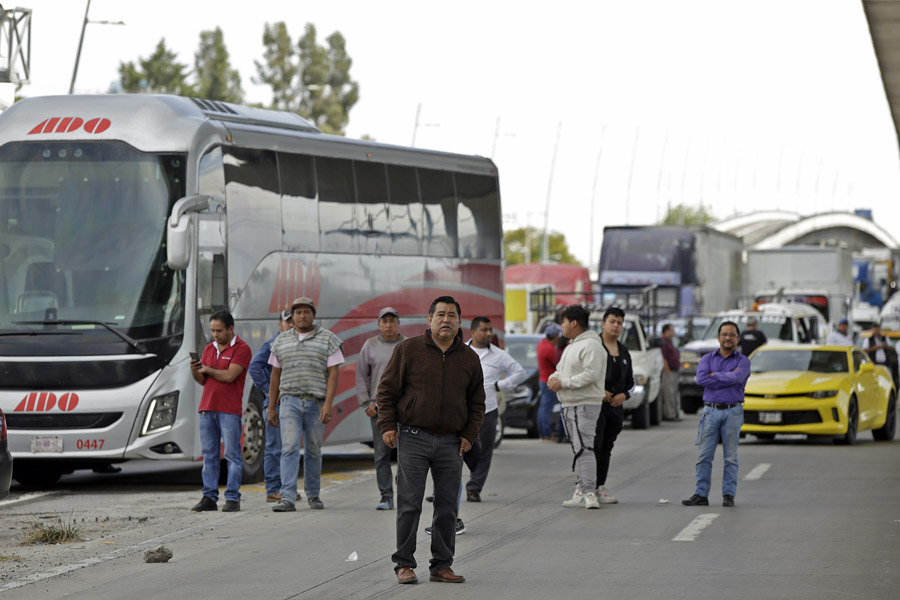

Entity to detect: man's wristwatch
[494,382,500,392]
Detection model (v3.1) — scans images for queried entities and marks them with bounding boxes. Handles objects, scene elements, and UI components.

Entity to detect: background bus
[0,95,503,485]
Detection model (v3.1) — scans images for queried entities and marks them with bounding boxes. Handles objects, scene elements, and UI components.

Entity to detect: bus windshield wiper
[0,329,82,337]
[12,320,148,354]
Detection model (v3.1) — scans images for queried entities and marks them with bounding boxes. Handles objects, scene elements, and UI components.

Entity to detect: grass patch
[22,517,83,544]
[0,555,23,562]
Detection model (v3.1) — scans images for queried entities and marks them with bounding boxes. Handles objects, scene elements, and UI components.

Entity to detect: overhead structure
[0,4,31,84]
[713,210,900,252]
[863,0,900,149]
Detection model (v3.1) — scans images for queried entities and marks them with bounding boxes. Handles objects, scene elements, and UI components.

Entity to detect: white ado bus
[0,95,503,485]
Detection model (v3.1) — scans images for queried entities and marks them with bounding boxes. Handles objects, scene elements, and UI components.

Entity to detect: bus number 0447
[76,439,105,450]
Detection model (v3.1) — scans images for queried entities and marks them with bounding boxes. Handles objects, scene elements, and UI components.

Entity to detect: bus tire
[241,389,266,483]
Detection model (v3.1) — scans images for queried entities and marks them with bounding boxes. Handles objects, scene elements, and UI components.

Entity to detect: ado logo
[14,392,80,412]
[28,117,111,135]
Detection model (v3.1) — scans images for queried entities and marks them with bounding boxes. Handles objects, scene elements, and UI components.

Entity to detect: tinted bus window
[317,157,357,253]
[355,161,390,254]
[456,173,501,259]
[223,148,281,288]
[386,164,422,255]
[419,168,456,257]
[279,153,319,252]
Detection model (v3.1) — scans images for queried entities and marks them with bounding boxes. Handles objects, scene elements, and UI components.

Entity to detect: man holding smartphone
[189,309,252,513]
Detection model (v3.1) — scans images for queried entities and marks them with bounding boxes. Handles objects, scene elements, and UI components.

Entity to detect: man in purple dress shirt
[682,321,750,508]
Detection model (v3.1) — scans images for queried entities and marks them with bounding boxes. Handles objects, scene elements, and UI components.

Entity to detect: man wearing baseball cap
[268,297,344,511]
[826,318,853,346]
[249,308,294,502]
[356,307,406,510]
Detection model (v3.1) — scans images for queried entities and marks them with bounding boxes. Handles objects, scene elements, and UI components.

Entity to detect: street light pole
[68,0,124,95]
[69,0,91,95]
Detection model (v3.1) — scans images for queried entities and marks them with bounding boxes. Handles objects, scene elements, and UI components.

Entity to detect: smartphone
[189,351,200,362]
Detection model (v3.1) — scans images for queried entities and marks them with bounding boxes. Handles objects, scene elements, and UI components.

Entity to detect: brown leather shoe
[396,567,418,584]
[266,493,282,503]
[429,568,465,583]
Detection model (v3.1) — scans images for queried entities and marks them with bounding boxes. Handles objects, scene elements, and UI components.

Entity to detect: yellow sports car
[742,344,897,444]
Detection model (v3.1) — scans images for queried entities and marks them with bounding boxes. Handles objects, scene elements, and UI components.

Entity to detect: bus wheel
[241,389,266,483]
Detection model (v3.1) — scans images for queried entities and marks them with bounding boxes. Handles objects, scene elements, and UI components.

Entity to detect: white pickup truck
[539,312,664,429]
[588,312,664,429]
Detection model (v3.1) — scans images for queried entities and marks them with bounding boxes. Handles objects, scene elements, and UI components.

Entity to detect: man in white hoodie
[548,304,607,510]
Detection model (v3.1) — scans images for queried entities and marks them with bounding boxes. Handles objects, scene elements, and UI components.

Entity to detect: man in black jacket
[377,296,485,585]
[594,306,635,504]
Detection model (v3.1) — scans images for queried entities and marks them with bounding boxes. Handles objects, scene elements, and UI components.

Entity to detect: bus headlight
[142,392,179,436]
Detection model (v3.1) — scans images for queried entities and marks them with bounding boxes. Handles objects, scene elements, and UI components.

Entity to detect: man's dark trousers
[594,403,624,486]
[465,408,498,492]
[393,426,464,574]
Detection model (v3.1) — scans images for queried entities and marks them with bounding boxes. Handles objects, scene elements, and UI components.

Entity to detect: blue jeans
[393,426,463,574]
[694,403,744,498]
[199,410,243,503]
[537,382,559,438]
[264,401,283,496]
[278,395,324,503]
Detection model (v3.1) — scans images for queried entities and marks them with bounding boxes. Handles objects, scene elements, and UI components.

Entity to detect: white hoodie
[549,329,607,407]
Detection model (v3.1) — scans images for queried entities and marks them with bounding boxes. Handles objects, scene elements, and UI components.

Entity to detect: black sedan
[0,408,12,499]
[503,334,543,438]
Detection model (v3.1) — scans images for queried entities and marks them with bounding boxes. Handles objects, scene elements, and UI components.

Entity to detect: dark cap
[545,323,562,338]
[839,318,848,325]
[290,296,316,315]
[378,306,399,320]
[280,309,293,321]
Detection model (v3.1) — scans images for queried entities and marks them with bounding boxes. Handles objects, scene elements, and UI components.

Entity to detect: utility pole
[0,4,32,109]
[540,122,562,263]
[68,0,124,95]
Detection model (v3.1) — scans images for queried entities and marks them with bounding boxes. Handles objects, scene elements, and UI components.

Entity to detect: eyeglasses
[719,333,739,338]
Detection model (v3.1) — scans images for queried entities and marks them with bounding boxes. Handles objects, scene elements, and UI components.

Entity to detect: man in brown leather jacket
[377,295,485,585]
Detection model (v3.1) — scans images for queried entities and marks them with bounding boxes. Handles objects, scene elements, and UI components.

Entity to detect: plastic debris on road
[658,498,670,504]
[346,551,358,562]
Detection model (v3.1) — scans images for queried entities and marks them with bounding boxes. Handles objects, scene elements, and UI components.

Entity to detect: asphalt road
[1,420,898,599]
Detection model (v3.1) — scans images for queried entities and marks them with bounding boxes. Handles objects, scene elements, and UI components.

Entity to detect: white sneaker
[596,486,618,504]
[562,489,584,507]
[584,492,600,509]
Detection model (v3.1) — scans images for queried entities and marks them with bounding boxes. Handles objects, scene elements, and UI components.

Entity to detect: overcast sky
[11,0,900,269]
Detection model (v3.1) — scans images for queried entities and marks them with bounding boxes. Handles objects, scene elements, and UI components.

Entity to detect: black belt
[704,402,740,409]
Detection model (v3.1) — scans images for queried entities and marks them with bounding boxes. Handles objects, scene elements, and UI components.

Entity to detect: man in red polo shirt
[189,310,252,512]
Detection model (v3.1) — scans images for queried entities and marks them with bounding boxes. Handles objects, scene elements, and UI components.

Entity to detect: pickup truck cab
[678,303,821,413]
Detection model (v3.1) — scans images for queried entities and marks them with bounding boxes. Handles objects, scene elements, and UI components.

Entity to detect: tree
[118,39,192,95]
[255,22,359,135]
[194,28,244,103]
[659,203,716,226]
[504,227,581,266]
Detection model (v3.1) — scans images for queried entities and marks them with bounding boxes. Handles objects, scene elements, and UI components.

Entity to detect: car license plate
[760,412,782,424]
[31,436,63,453]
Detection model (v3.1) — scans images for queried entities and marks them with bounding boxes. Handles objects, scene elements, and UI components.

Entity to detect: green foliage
[118,39,193,95]
[194,28,244,103]
[504,227,581,266]
[255,22,359,135]
[659,203,716,225]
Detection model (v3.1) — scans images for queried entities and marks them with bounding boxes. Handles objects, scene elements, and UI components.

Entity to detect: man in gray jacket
[548,304,607,510]
[356,307,405,510]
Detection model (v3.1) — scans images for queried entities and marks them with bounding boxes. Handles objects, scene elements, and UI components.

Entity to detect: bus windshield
[0,141,185,342]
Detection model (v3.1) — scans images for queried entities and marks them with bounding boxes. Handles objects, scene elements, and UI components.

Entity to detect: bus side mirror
[166,195,212,271]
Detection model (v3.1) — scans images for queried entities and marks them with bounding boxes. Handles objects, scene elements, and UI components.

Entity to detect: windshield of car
[703,315,792,342]
[588,317,642,351]
[505,338,540,369]
[750,349,848,373]
[0,141,186,342]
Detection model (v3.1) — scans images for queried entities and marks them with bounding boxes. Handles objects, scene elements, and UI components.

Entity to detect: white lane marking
[673,513,719,542]
[0,491,54,508]
[744,463,772,481]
